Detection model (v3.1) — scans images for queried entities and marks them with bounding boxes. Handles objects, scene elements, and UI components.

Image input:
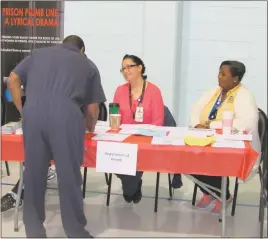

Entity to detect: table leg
[154,172,160,212]
[168,174,173,200]
[221,176,227,237]
[106,173,112,206]
[82,167,87,199]
[14,162,23,232]
[5,161,10,176]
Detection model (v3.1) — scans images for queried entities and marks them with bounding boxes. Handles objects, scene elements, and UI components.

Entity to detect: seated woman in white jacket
[189,60,261,214]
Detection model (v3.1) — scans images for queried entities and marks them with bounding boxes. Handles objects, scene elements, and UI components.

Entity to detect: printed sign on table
[96,141,138,176]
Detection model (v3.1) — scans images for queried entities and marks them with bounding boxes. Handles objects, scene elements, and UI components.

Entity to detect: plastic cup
[109,114,121,130]
[222,111,234,135]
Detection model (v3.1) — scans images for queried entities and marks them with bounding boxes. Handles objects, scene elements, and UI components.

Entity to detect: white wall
[178,1,267,124]
[64,1,178,113]
[64,1,267,125]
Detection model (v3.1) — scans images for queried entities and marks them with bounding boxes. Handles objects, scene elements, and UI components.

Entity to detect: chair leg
[259,196,265,238]
[14,162,23,232]
[192,183,198,206]
[106,173,112,206]
[259,189,263,221]
[154,172,160,213]
[82,167,87,199]
[168,173,173,200]
[5,161,10,176]
[105,173,109,185]
[231,177,239,216]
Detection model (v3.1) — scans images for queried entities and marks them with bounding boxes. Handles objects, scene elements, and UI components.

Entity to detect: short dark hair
[123,54,147,80]
[63,35,85,53]
[220,60,246,81]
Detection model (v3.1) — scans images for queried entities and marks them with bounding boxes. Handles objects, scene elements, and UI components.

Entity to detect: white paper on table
[93,126,110,134]
[119,128,139,135]
[151,136,185,146]
[120,124,155,129]
[212,140,245,148]
[168,127,215,138]
[15,128,23,135]
[135,128,168,137]
[96,120,109,127]
[2,121,22,134]
[216,133,252,141]
[162,126,189,137]
[154,126,183,132]
[92,133,130,142]
[96,141,138,176]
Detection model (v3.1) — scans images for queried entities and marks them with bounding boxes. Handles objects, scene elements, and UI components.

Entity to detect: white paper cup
[109,114,121,130]
[222,111,234,135]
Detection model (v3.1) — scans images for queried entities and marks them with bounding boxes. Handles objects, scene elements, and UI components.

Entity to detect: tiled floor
[1,162,267,238]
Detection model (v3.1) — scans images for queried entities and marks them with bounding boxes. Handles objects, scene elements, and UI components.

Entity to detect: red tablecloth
[1,133,259,180]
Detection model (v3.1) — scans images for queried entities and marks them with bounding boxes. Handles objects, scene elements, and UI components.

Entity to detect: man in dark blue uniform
[7,35,106,238]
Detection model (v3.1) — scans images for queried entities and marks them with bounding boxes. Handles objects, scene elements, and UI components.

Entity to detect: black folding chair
[154,106,181,212]
[106,106,177,212]
[191,108,268,218]
[82,102,108,198]
[257,110,268,238]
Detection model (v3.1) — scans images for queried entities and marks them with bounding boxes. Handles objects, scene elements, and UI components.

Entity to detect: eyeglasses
[120,64,137,73]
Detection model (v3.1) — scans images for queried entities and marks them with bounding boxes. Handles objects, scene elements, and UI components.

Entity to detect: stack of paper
[119,124,169,136]
[119,128,139,135]
[135,128,168,137]
[85,121,110,134]
[212,140,245,149]
[15,128,23,135]
[93,126,110,134]
[216,133,252,141]
[92,133,130,142]
[151,136,185,146]
[167,127,215,138]
[2,122,22,134]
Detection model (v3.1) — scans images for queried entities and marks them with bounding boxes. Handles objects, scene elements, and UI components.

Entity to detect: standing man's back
[7,35,106,238]
[22,43,100,108]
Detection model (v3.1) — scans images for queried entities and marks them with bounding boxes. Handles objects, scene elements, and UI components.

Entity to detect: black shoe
[123,194,133,203]
[132,180,142,204]
[1,193,23,213]
[171,174,183,189]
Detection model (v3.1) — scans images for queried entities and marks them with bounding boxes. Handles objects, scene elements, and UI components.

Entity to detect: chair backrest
[258,108,268,164]
[98,102,108,121]
[263,170,267,197]
[258,108,268,193]
[164,106,176,127]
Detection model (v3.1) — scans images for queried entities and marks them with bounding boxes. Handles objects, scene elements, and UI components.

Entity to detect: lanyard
[129,80,146,119]
[208,91,224,120]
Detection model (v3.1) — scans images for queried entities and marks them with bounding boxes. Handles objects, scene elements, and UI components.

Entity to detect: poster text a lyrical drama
[2,7,59,27]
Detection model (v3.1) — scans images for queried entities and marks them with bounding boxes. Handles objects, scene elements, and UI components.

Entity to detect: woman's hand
[194,124,209,129]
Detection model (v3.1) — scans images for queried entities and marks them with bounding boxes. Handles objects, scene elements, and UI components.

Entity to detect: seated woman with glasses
[113,54,164,204]
[189,60,260,214]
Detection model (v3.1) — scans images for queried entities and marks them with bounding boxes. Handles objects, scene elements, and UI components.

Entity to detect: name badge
[135,106,144,122]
